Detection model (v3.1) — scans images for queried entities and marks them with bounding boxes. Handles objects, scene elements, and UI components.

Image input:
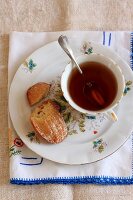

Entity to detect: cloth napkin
[8,31,133,185]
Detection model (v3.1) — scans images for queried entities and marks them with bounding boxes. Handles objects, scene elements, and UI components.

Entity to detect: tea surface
[68,62,118,111]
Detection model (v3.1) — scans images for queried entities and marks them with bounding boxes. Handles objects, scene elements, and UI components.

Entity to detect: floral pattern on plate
[81,42,93,55]
[22,59,37,73]
[123,80,132,96]
[93,138,107,153]
[27,131,40,143]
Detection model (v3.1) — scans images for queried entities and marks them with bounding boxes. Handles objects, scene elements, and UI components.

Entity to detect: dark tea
[68,61,118,111]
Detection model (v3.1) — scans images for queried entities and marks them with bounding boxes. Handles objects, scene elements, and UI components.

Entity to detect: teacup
[61,53,125,121]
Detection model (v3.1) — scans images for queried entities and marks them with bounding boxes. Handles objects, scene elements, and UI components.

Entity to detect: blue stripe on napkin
[10,175,133,185]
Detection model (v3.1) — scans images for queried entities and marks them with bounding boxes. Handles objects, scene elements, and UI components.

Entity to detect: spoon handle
[58,35,83,74]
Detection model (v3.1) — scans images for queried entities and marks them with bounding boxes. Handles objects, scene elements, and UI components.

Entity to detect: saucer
[9,39,133,164]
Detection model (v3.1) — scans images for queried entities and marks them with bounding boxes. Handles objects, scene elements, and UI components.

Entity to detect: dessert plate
[9,38,133,164]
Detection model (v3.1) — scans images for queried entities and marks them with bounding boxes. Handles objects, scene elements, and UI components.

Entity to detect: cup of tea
[61,53,125,121]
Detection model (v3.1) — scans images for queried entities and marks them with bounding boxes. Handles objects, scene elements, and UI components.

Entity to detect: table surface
[0,0,133,199]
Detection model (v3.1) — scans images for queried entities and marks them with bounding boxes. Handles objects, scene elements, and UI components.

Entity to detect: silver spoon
[58,35,105,107]
[58,35,83,74]
[58,35,92,90]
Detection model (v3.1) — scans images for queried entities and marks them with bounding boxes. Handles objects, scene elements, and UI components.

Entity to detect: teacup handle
[106,110,118,122]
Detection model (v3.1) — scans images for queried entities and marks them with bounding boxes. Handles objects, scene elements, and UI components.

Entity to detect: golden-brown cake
[30,100,67,144]
[27,82,51,106]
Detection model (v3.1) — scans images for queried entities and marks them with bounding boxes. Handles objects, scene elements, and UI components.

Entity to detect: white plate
[9,38,133,165]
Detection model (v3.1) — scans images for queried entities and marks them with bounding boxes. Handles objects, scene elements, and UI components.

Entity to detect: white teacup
[61,53,125,121]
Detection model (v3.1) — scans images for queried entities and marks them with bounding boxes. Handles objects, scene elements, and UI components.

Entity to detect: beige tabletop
[0,0,133,199]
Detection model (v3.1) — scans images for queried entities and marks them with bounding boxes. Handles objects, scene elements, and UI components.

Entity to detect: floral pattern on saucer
[93,138,107,153]
[27,131,40,143]
[124,80,132,96]
[22,59,37,73]
[81,42,93,55]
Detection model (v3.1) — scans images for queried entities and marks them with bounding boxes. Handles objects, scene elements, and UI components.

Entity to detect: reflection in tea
[68,62,118,111]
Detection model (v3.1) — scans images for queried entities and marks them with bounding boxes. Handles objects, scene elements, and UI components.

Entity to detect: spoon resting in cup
[58,35,105,108]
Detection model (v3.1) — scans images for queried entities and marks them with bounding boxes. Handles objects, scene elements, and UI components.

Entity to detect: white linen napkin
[8,31,133,185]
